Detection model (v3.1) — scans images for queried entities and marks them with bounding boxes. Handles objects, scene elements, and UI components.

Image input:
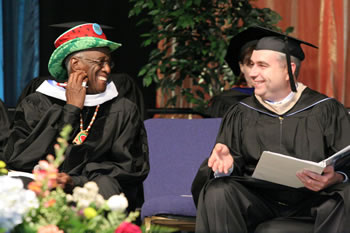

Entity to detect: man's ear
[286,62,297,81]
[291,62,296,75]
[70,57,81,72]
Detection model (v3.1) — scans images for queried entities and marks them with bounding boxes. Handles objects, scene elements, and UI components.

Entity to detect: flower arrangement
[0,125,151,233]
[0,175,39,232]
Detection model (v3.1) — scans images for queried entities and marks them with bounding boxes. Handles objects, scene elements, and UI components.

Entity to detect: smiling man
[4,23,149,210]
[192,26,350,233]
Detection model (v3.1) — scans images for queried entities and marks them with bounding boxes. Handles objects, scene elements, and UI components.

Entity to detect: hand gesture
[296,166,344,192]
[65,70,88,109]
[57,172,74,193]
[208,143,234,174]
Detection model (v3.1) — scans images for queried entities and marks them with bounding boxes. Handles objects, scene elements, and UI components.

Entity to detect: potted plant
[129,0,292,113]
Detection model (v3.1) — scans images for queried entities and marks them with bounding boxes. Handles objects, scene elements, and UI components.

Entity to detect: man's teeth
[98,77,107,81]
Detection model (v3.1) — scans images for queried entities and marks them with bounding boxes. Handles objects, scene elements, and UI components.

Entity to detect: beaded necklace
[72,104,100,145]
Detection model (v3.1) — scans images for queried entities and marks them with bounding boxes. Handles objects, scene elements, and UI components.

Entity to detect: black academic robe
[0,99,10,159]
[192,87,350,232]
[205,88,252,118]
[5,92,149,209]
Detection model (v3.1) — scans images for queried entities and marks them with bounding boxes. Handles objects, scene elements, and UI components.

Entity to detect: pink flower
[28,181,42,195]
[115,222,141,233]
[44,199,56,208]
[38,225,64,233]
[31,159,59,194]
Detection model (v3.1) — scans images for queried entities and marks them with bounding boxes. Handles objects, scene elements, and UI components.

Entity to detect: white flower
[0,176,39,231]
[107,193,128,212]
[77,199,91,209]
[95,194,105,208]
[71,182,104,209]
[84,182,99,195]
[66,194,73,203]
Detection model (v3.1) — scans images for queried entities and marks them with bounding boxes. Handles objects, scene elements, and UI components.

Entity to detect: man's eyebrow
[95,55,111,61]
[255,60,269,66]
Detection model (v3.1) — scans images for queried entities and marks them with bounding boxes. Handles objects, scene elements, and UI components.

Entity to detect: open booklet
[252,145,350,188]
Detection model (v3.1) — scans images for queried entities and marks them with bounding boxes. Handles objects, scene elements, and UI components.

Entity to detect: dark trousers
[92,175,141,211]
[195,177,347,233]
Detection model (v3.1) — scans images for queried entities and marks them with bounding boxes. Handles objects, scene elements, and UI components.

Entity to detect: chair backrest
[143,118,221,200]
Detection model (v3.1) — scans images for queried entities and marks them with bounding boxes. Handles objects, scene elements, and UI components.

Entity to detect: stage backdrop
[1,0,40,107]
[254,0,350,107]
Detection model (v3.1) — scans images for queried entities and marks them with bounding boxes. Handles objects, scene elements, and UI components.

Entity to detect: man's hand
[57,172,74,193]
[66,70,88,109]
[208,143,234,174]
[296,166,344,192]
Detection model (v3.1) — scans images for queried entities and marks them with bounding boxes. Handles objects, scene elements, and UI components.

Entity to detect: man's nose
[249,65,258,78]
[101,63,111,74]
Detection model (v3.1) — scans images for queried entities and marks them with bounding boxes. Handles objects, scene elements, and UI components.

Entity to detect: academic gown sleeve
[192,104,245,206]
[4,93,80,172]
[62,98,150,189]
[317,99,350,178]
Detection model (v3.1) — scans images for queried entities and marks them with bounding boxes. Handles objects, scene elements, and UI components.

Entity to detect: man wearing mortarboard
[3,23,150,210]
[192,26,350,233]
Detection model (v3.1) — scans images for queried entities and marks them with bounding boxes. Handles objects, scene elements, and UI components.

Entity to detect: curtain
[254,0,350,107]
[3,0,40,107]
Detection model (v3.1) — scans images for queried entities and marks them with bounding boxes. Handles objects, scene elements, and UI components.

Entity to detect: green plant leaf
[129,0,284,109]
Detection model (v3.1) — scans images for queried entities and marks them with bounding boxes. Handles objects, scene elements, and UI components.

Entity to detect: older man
[4,23,149,210]
[192,26,350,233]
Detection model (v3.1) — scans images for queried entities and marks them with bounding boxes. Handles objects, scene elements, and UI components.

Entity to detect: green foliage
[129,0,286,112]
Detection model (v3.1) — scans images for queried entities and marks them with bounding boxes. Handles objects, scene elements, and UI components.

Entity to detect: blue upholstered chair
[142,118,222,231]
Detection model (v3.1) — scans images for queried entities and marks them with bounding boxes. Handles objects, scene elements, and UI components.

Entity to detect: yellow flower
[83,207,97,219]
[0,168,8,175]
[0,160,6,168]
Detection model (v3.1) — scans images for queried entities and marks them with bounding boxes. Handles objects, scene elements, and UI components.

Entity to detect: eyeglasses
[76,57,115,69]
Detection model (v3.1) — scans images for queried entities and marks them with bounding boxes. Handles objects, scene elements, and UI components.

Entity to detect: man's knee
[92,175,121,199]
[203,177,242,204]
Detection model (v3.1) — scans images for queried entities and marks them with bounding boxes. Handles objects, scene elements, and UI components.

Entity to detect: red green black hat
[48,23,121,80]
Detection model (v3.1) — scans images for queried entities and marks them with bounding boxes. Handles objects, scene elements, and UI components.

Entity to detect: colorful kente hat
[48,23,121,80]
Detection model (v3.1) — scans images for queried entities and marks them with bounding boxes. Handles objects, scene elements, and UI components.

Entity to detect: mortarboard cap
[226,26,318,92]
[225,27,263,76]
[253,26,317,60]
[225,38,257,76]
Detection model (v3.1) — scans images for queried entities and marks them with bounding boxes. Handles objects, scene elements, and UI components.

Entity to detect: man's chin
[98,86,107,93]
[97,82,107,93]
[253,88,264,96]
